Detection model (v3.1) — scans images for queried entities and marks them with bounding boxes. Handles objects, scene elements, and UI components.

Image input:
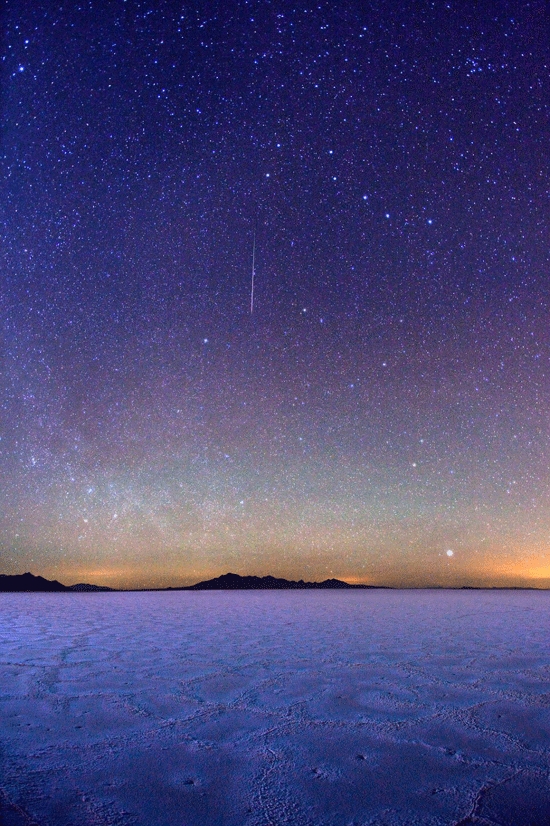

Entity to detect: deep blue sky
[1,1,549,587]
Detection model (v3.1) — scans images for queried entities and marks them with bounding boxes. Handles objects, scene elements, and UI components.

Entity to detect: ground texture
[1,590,549,825]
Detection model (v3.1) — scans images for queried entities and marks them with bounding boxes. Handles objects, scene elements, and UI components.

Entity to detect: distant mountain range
[0,571,380,592]
[0,572,542,592]
[0,573,113,592]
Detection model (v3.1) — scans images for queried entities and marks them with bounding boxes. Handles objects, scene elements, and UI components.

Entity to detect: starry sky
[1,1,549,589]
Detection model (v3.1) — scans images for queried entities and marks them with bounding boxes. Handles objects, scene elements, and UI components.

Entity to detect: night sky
[2,1,549,589]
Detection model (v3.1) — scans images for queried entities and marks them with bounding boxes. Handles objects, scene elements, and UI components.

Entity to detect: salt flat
[1,590,549,826]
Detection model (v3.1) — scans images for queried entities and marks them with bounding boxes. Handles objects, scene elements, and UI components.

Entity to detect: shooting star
[250,227,256,314]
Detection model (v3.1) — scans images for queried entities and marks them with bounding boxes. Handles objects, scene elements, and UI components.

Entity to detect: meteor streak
[250,228,256,314]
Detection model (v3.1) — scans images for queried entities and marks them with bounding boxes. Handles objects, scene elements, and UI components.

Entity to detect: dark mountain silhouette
[183,573,385,590]
[0,573,113,592]
[0,571,384,592]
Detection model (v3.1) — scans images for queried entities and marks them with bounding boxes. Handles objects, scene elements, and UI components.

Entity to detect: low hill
[183,573,385,590]
[0,572,68,592]
[0,573,113,592]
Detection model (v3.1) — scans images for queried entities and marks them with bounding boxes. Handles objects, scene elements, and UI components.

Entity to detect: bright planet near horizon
[1,0,549,590]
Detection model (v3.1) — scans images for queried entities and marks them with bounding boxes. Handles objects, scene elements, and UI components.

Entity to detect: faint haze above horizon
[2,1,549,591]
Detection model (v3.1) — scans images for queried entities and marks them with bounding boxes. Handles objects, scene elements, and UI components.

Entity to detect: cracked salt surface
[0,590,549,826]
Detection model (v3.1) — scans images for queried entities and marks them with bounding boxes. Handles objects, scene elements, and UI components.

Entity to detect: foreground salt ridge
[1,591,549,826]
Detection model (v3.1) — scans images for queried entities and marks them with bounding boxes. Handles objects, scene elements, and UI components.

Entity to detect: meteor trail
[250,227,256,314]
